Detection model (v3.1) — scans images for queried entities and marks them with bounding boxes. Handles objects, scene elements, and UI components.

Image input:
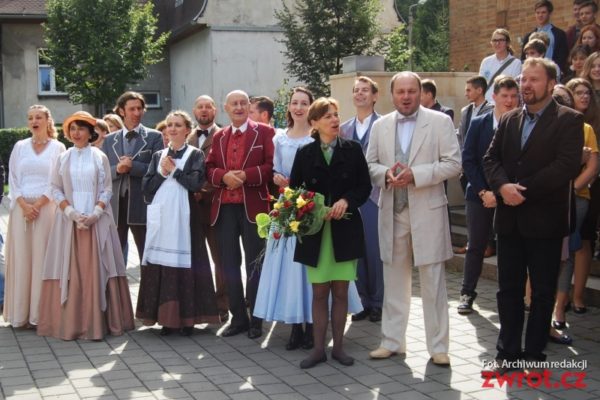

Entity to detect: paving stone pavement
[1,199,599,400]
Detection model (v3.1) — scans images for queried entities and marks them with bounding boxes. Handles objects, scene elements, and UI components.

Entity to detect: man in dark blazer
[483,58,583,370]
[521,0,569,72]
[340,76,383,323]
[205,90,274,339]
[187,94,228,322]
[421,79,454,122]
[101,91,164,263]
[458,76,519,315]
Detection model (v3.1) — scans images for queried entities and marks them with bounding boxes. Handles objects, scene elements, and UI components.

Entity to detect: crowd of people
[0,0,597,375]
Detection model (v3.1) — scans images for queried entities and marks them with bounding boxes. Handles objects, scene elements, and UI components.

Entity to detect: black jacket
[289,137,372,267]
[521,25,569,72]
[483,100,583,238]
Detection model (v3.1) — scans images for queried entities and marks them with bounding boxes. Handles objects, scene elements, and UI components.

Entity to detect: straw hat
[63,111,97,141]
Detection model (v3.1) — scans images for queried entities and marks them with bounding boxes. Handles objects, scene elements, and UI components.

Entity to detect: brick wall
[450,0,577,73]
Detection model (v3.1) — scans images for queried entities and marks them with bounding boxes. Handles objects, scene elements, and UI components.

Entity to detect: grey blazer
[340,112,381,204]
[101,125,164,225]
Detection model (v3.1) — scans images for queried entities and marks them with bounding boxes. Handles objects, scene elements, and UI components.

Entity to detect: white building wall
[2,24,80,128]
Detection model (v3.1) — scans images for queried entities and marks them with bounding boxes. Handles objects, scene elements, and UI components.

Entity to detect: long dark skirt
[136,195,220,328]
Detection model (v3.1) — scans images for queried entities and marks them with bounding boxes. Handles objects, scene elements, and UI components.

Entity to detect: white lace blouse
[8,138,66,210]
[52,145,112,215]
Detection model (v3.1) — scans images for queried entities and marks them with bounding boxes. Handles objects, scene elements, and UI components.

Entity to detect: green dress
[306,147,358,283]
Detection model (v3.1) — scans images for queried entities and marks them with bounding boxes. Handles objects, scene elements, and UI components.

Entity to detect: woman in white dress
[253,87,362,350]
[4,105,65,328]
[37,111,134,340]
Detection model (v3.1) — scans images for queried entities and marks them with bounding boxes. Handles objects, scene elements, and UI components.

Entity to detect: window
[38,49,66,95]
[175,0,184,7]
[141,92,161,109]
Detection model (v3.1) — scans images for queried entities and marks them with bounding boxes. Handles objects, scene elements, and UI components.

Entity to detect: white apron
[142,146,194,268]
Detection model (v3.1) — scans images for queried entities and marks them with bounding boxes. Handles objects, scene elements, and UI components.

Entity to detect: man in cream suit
[366,72,461,366]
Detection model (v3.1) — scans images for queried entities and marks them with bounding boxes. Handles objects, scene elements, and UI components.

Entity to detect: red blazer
[205,119,275,225]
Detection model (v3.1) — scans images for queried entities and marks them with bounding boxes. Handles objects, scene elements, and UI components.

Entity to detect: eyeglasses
[574,90,592,97]
[491,38,507,43]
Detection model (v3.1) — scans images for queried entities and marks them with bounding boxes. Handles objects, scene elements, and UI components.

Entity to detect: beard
[196,116,213,126]
[522,88,551,106]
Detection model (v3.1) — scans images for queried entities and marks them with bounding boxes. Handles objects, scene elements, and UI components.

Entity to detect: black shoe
[248,319,263,339]
[160,327,174,336]
[572,305,587,314]
[549,333,573,345]
[286,324,304,350]
[352,308,371,321]
[331,352,354,366]
[221,324,248,337]
[300,353,327,369]
[552,320,567,330]
[180,327,194,336]
[302,323,314,349]
[457,293,476,315]
[369,308,382,322]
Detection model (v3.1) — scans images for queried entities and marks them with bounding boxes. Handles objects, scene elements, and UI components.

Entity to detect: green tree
[275,0,382,97]
[43,0,169,115]
[411,0,449,72]
[381,24,411,72]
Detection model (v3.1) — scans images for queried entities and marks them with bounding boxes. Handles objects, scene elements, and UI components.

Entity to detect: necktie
[197,129,209,137]
[125,130,137,142]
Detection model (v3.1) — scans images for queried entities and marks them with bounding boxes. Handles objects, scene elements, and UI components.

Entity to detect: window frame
[37,48,67,96]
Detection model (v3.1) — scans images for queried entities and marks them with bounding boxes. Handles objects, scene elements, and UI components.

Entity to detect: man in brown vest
[187,95,228,322]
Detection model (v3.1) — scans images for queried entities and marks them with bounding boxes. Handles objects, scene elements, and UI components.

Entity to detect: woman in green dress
[289,97,372,369]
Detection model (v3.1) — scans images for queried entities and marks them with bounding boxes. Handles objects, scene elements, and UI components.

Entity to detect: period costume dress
[37,145,134,340]
[136,144,219,328]
[254,132,362,323]
[4,138,65,327]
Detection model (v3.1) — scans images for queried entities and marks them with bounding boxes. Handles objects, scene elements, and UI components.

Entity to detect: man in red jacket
[205,90,274,339]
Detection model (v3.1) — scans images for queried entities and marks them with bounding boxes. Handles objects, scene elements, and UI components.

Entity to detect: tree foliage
[43,0,169,114]
[380,24,411,72]
[412,0,449,72]
[275,0,382,97]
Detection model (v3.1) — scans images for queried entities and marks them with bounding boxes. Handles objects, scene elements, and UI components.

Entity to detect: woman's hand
[326,198,349,220]
[273,173,289,188]
[160,156,176,175]
[20,202,39,221]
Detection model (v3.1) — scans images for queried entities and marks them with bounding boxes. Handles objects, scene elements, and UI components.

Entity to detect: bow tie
[197,129,209,137]
[397,115,417,124]
[125,130,138,141]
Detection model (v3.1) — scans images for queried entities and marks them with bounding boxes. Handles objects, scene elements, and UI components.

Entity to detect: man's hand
[481,191,497,208]
[386,162,413,188]
[499,183,526,206]
[117,156,132,174]
[223,171,244,189]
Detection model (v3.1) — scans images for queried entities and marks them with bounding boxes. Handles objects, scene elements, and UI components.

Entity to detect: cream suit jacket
[366,106,461,266]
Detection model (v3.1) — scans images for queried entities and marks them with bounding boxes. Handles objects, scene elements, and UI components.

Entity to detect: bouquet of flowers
[256,186,329,242]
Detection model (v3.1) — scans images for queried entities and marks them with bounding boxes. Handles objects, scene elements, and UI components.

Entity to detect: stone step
[449,206,466,227]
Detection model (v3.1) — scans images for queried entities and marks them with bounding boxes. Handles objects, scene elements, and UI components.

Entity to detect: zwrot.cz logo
[481,359,587,389]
